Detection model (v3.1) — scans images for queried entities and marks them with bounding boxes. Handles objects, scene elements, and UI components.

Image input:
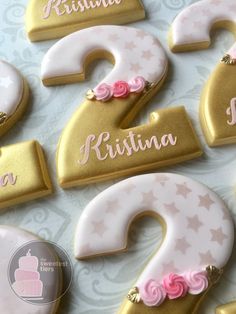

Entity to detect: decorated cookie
[74,173,234,314]
[0,225,60,314]
[169,0,236,146]
[0,141,52,209]
[41,25,202,188]
[26,0,145,42]
[0,60,29,137]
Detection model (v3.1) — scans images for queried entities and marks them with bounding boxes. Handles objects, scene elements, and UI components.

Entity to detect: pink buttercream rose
[94,83,113,102]
[184,271,208,295]
[140,279,166,307]
[129,76,146,93]
[162,273,188,299]
[113,81,130,98]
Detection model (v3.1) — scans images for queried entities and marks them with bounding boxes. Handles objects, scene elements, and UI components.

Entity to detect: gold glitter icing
[221,54,236,65]
[127,287,141,304]
[206,265,223,285]
[0,112,7,125]
[86,89,95,100]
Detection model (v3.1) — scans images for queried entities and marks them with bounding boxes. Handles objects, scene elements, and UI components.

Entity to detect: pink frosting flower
[162,273,188,299]
[139,279,166,307]
[94,83,113,102]
[129,76,146,93]
[113,81,130,98]
[184,271,208,295]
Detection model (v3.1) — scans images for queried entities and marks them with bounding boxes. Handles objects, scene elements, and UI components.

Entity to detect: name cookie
[169,0,236,146]
[41,25,202,188]
[0,141,52,209]
[0,60,29,137]
[26,0,145,41]
[75,173,234,314]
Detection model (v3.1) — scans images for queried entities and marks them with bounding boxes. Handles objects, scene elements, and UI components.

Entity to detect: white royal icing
[41,25,167,87]
[171,0,236,51]
[0,60,23,117]
[0,225,58,314]
[75,173,234,289]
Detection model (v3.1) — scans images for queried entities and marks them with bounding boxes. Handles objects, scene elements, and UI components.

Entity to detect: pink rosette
[162,273,188,300]
[113,81,130,98]
[128,76,146,93]
[184,271,208,295]
[94,83,113,102]
[140,279,166,307]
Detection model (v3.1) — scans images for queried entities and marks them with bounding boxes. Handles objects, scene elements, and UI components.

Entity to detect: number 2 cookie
[74,173,234,314]
[26,0,145,42]
[41,25,202,188]
[169,0,236,146]
[0,60,29,137]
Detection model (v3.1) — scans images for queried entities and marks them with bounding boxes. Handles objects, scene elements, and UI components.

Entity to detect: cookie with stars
[74,173,234,314]
[41,25,202,188]
[0,60,29,137]
[169,0,236,146]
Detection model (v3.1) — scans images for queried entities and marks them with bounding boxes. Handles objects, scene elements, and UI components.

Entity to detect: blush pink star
[198,194,214,210]
[92,220,108,237]
[176,183,192,199]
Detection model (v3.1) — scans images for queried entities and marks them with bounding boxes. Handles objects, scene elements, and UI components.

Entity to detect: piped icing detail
[132,269,210,307]
[87,76,148,102]
[129,76,147,93]
[93,83,114,102]
[140,279,167,307]
[184,270,208,295]
[163,273,188,300]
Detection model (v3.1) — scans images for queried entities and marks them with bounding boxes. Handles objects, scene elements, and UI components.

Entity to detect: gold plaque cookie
[26,0,145,42]
[41,25,202,188]
[0,60,29,137]
[0,140,52,209]
[169,0,236,146]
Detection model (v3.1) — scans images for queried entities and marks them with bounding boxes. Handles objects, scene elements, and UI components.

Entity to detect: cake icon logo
[8,241,73,305]
[12,249,44,300]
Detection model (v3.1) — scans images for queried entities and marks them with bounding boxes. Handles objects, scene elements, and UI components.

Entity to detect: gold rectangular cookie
[0,140,52,209]
[26,0,146,42]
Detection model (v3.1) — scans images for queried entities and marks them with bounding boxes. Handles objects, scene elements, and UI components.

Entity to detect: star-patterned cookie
[74,173,234,313]
[169,0,236,147]
[41,25,202,188]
